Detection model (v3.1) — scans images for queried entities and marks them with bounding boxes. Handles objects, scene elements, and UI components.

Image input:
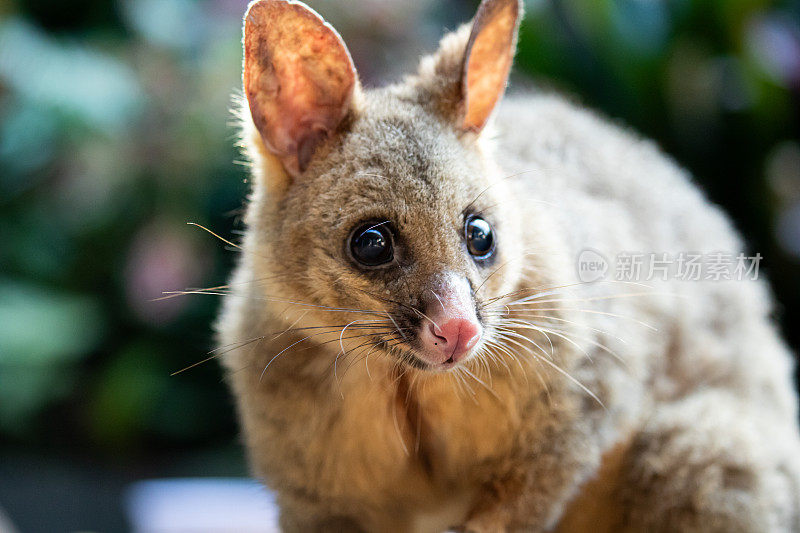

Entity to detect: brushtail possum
[216,0,800,530]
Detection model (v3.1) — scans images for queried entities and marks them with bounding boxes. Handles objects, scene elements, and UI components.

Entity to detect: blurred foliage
[0,0,246,451]
[0,0,798,459]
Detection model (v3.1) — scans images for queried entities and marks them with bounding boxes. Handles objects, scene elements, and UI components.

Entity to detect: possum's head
[240,0,554,373]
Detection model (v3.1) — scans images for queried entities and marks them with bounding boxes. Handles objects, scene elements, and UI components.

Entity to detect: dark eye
[465,216,495,259]
[349,222,394,267]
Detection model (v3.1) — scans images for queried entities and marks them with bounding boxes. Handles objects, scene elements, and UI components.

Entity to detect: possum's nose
[417,274,482,368]
[421,318,481,364]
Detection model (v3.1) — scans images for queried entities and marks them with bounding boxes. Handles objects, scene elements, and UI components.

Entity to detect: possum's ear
[243,0,358,177]
[417,0,521,133]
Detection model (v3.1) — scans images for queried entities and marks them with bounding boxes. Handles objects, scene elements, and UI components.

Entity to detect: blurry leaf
[148,377,218,440]
[609,0,671,57]
[88,337,232,446]
[121,0,205,51]
[745,12,800,88]
[776,201,800,258]
[0,281,102,365]
[0,280,103,432]
[0,18,143,133]
[0,209,73,281]
[88,341,170,446]
[0,100,58,193]
[0,367,77,434]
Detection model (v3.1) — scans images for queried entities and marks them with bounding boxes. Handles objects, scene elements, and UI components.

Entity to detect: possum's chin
[385,343,482,373]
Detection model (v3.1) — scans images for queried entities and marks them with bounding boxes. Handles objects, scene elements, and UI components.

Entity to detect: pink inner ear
[243,0,356,176]
[462,0,519,132]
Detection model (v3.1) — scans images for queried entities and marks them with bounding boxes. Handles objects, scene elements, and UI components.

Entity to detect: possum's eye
[465,216,495,260]
[349,222,394,267]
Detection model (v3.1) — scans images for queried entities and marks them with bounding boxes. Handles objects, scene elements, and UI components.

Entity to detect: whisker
[412,307,441,332]
[496,307,657,330]
[354,287,425,319]
[259,328,395,380]
[171,354,221,376]
[474,252,543,294]
[260,335,314,380]
[532,351,605,409]
[497,321,604,365]
[429,290,446,315]
[153,283,233,302]
[493,330,604,408]
[494,326,554,363]
[505,290,668,308]
[495,313,631,345]
[460,366,500,401]
[483,338,531,386]
[481,280,654,307]
[161,290,388,317]
[461,170,539,215]
[385,310,409,341]
[187,222,243,250]
[334,320,366,393]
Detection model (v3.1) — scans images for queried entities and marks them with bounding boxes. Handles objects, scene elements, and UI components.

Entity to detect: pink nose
[420,317,481,365]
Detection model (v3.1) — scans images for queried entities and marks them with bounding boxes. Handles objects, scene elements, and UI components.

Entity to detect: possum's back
[494,92,799,416]
[495,93,739,257]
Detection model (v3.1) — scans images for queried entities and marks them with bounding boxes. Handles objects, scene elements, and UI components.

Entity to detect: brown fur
[216,0,800,530]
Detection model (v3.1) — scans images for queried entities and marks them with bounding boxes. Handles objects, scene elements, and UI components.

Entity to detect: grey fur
[216,2,800,531]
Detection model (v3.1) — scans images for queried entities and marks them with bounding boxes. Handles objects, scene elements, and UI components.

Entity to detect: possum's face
[241,0,539,371]
[261,95,527,371]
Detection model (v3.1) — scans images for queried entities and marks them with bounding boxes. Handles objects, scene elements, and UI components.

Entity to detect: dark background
[1,0,798,531]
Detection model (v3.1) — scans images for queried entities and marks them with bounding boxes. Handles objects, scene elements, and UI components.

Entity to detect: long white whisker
[461,366,500,401]
[492,313,629,344]
[497,319,627,366]
[493,330,604,408]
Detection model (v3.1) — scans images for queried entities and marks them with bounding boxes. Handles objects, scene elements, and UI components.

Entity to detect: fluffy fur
[216,1,800,531]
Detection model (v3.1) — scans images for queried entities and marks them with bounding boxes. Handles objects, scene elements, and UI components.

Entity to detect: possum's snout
[419,316,481,367]
[416,273,482,369]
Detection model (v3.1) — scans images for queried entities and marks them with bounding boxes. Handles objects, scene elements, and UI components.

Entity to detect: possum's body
[495,95,800,530]
[217,1,800,531]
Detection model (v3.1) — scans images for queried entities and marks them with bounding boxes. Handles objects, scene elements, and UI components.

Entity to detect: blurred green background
[0,0,798,530]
